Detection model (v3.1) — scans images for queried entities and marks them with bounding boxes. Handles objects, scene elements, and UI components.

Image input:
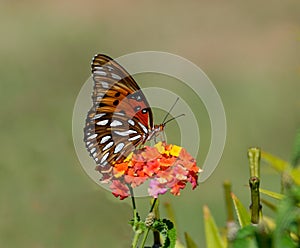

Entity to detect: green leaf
[162,219,177,248]
[231,193,251,227]
[153,219,177,248]
[233,222,273,248]
[129,219,147,232]
[259,188,284,200]
[184,232,198,248]
[232,225,258,248]
[260,198,277,211]
[273,186,300,248]
[291,168,300,185]
[153,219,167,233]
[291,128,300,167]
[261,151,290,173]
[203,205,225,248]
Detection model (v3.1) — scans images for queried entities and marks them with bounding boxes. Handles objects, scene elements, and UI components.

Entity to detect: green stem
[128,184,138,224]
[132,229,142,248]
[152,199,161,247]
[140,198,158,248]
[249,176,261,224]
[247,147,261,224]
[150,198,157,212]
[248,147,261,178]
[128,184,141,248]
[140,228,151,248]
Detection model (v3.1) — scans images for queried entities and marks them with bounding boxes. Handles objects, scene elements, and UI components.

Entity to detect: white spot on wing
[100,152,109,164]
[111,73,121,80]
[100,135,111,144]
[96,120,109,125]
[128,135,141,141]
[90,147,96,153]
[101,81,109,89]
[103,141,114,151]
[94,70,106,76]
[96,96,104,101]
[110,120,123,127]
[114,143,125,153]
[107,66,113,71]
[87,133,98,140]
[138,122,148,134]
[128,119,135,126]
[114,130,137,136]
[92,113,106,120]
[115,112,125,116]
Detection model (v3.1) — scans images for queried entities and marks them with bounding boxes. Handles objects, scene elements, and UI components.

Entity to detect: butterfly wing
[84,54,154,175]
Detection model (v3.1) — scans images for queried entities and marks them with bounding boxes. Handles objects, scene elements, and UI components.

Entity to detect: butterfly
[84,54,165,177]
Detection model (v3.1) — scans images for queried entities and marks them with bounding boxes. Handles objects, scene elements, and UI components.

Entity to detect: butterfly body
[84,54,164,176]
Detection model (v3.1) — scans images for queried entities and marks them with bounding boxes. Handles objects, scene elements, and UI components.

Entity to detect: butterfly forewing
[84,54,154,175]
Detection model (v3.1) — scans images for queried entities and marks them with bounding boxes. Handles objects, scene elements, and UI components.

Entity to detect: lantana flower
[100,142,202,200]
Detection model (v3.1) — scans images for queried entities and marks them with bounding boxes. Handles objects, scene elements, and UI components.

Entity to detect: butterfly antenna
[163,114,185,125]
[162,97,180,124]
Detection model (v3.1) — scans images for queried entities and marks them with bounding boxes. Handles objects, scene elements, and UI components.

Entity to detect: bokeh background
[1,1,299,247]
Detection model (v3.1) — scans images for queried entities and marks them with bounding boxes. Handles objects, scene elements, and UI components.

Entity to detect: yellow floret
[169,144,182,157]
[155,142,166,154]
[124,152,133,162]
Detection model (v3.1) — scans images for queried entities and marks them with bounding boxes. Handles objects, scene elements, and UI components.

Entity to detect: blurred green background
[1,1,299,247]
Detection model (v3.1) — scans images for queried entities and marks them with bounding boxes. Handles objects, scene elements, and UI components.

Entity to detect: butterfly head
[146,123,165,142]
[154,123,165,132]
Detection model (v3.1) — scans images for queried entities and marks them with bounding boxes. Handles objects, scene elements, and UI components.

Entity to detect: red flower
[110,180,129,200]
[100,142,202,200]
[124,174,147,188]
[170,181,186,196]
[143,160,160,176]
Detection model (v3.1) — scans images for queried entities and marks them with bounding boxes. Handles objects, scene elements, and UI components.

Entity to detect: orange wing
[84,54,154,177]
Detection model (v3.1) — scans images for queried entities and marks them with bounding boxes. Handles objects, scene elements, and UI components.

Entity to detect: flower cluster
[102,142,201,200]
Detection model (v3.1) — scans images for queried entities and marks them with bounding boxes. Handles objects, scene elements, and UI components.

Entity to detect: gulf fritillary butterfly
[84,54,165,176]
